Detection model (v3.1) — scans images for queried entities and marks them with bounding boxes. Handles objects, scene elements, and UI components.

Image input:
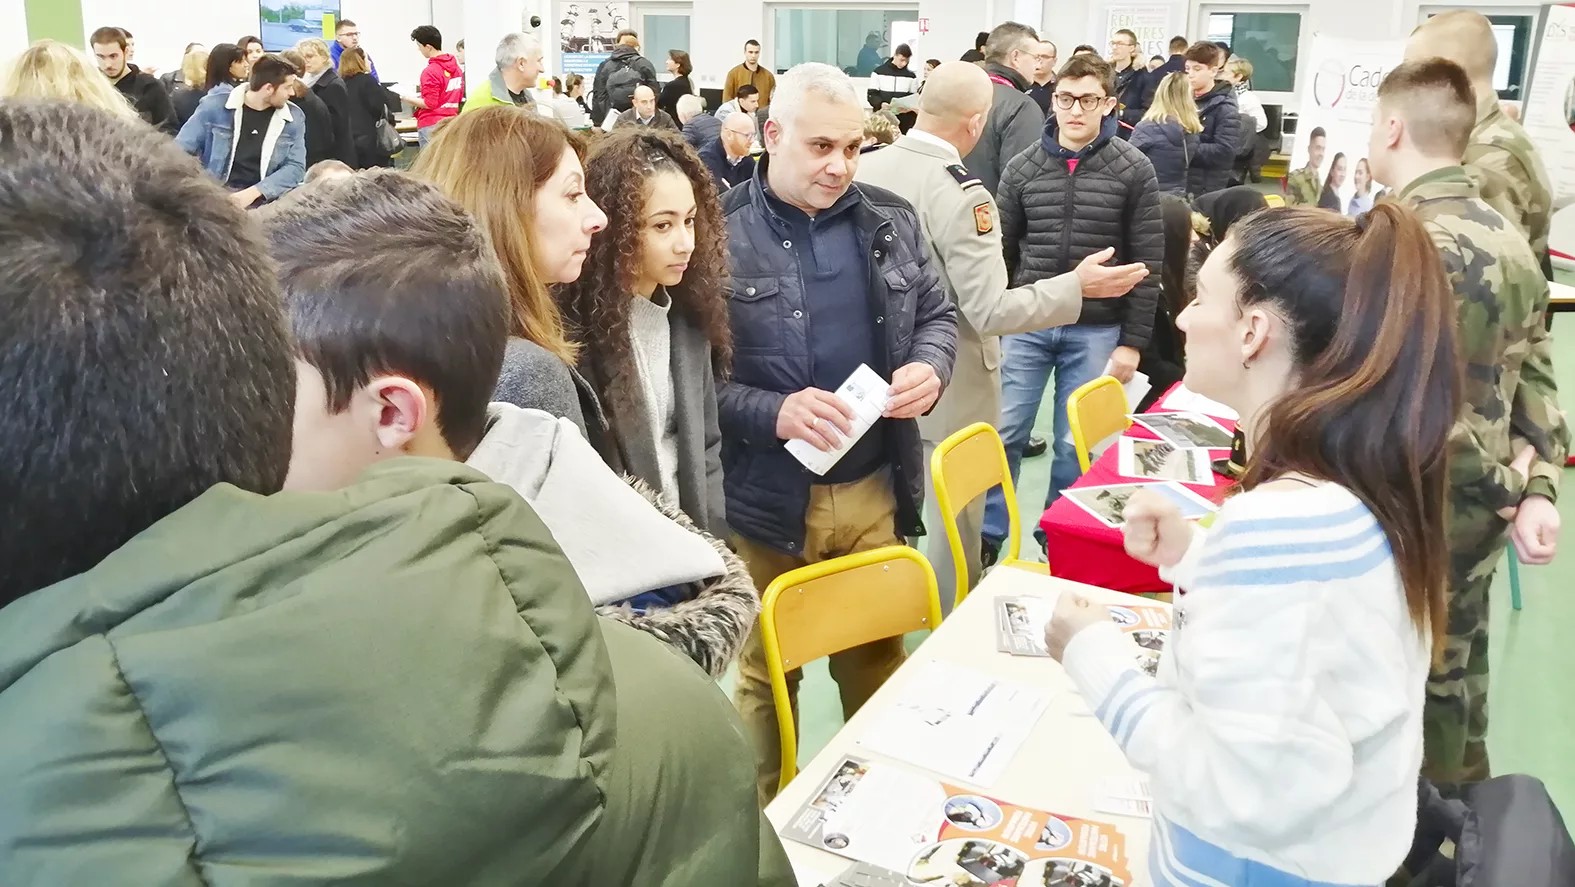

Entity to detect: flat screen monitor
[261,0,342,51]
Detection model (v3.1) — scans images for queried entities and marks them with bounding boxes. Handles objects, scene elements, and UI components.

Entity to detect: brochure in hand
[783,755,1135,886]
[995,594,1171,677]
[786,364,891,476]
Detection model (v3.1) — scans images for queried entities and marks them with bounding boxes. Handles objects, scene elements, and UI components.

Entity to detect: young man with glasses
[980,53,1163,566]
[330,19,379,81]
[1109,28,1145,127]
[961,21,1046,195]
[1026,40,1059,116]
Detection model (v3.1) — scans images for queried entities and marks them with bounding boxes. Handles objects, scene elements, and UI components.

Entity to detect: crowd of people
[0,7,1566,886]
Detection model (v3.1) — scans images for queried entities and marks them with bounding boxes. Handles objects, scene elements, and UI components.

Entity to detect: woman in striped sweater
[1047,204,1462,886]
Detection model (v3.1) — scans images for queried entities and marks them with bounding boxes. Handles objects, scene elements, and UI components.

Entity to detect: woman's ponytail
[1231,204,1459,653]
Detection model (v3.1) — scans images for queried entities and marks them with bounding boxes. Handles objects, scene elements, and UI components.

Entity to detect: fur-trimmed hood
[466,404,758,676]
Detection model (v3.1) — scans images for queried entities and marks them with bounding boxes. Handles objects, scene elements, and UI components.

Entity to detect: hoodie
[415,52,464,129]
[466,404,758,677]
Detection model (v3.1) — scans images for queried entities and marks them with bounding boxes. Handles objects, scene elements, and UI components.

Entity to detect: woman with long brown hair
[555,128,731,536]
[411,106,607,430]
[1044,204,1459,885]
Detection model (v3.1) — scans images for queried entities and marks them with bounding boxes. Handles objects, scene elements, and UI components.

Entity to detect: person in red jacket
[409,25,463,146]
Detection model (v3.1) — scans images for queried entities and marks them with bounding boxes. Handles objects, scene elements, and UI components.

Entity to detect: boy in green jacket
[0,101,790,886]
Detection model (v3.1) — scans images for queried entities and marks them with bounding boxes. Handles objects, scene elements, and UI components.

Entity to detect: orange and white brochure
[783,755,1135,886]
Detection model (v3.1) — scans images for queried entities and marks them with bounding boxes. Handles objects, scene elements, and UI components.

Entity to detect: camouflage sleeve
[1510,303,1569,503]
[1434,225,1526,514]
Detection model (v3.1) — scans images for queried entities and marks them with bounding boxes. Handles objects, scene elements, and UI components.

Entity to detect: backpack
[606,58,643,113]
[1402,775,1575,886]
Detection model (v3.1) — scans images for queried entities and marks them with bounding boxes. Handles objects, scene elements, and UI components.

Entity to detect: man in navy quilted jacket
[717,62,958,805]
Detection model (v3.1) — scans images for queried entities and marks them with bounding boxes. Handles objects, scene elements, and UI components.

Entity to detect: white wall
[0,0,29,67]
[684,0,1026,93]
[76,0,434,89]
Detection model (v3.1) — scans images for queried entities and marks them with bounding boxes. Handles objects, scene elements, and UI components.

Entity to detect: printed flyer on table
[782,755,1134,886]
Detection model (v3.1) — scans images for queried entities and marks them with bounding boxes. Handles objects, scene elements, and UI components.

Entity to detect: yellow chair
[759,545,944,795]
[1067,376,1133,473]
[1263,193,1286,208]
[930,423,1048,605]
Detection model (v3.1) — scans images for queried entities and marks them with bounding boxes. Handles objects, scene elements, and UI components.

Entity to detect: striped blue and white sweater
[1062,481,1430,886]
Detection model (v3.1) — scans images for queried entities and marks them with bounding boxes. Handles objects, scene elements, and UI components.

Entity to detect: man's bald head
[723,110,757,134]
[918,61,993,122]
[1407,10,1496,85]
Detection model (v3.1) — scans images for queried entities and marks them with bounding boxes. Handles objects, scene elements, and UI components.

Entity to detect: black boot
[1024,435,1047,458]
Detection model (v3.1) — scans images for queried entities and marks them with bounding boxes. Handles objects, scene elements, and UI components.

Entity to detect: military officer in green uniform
[1285,126,1326,207]
[854,61,1149,606]
[1370,58,1568,785]
[1408,10,1556,277]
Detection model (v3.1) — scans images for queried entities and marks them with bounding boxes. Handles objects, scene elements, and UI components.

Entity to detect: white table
[1550,279,1575,313]
[765,566,1163,886]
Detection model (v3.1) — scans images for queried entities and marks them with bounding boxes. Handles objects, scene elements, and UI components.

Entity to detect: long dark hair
[1228,204,1458,652]
[556,128,731,397]
[1158,193,1195,317]
[204,43,246,91]
[1324,152,1347,192]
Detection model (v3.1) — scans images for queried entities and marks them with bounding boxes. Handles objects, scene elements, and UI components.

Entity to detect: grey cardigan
[577,314,727,539]
[493,338,601,436]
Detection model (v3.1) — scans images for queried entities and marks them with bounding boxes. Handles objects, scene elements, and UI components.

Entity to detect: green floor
[725,312,1575,819]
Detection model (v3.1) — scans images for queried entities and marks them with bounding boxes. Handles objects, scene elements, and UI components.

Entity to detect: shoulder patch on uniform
[973,201,994,236]
[946,163,984,190]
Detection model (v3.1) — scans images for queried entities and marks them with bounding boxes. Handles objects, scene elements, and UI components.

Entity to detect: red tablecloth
[1039,385,1237,594]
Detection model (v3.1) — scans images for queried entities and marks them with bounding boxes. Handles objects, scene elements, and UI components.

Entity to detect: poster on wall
[260,0,340,51]
[1522,3,1575,208]
[558,2,630,77]
[1293,36,1405,205]
[1103,5,1178,62]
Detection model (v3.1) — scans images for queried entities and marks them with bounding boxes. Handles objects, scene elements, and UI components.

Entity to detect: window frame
[764,2,922,75]
[1193,2,1309,102]
[1419,5,1539,101]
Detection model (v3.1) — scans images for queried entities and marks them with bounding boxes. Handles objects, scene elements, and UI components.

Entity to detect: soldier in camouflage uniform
[1284,126,1325,206]
[1371,59,1568,785]
[1408,10,1556,277]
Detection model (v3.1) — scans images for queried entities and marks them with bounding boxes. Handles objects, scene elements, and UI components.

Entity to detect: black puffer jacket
[1188,82,1242,196]
[1115,64,1147,127]
[1129,119,1197,194]
[718,159,958,556]
[998,113,1164,351]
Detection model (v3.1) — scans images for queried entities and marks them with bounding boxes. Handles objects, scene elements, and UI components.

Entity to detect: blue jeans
[982,324,1122,545]
[418,124,437,148]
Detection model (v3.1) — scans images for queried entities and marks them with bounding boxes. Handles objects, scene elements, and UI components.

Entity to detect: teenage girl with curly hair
[556,127,733,536]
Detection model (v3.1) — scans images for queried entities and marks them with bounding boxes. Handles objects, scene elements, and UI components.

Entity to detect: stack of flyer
[780,755,1136,887]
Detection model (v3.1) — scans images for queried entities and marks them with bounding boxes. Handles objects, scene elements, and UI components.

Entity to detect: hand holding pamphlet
[786,365,891,476]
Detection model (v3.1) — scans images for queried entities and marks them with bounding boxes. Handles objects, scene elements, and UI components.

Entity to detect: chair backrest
[931,423,1018,602]
[1263,192,1286,208]
[1067,376,1132,472]
[762,546,942,672]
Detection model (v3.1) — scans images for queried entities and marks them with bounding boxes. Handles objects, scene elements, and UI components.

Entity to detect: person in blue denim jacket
[176,54,306,208]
